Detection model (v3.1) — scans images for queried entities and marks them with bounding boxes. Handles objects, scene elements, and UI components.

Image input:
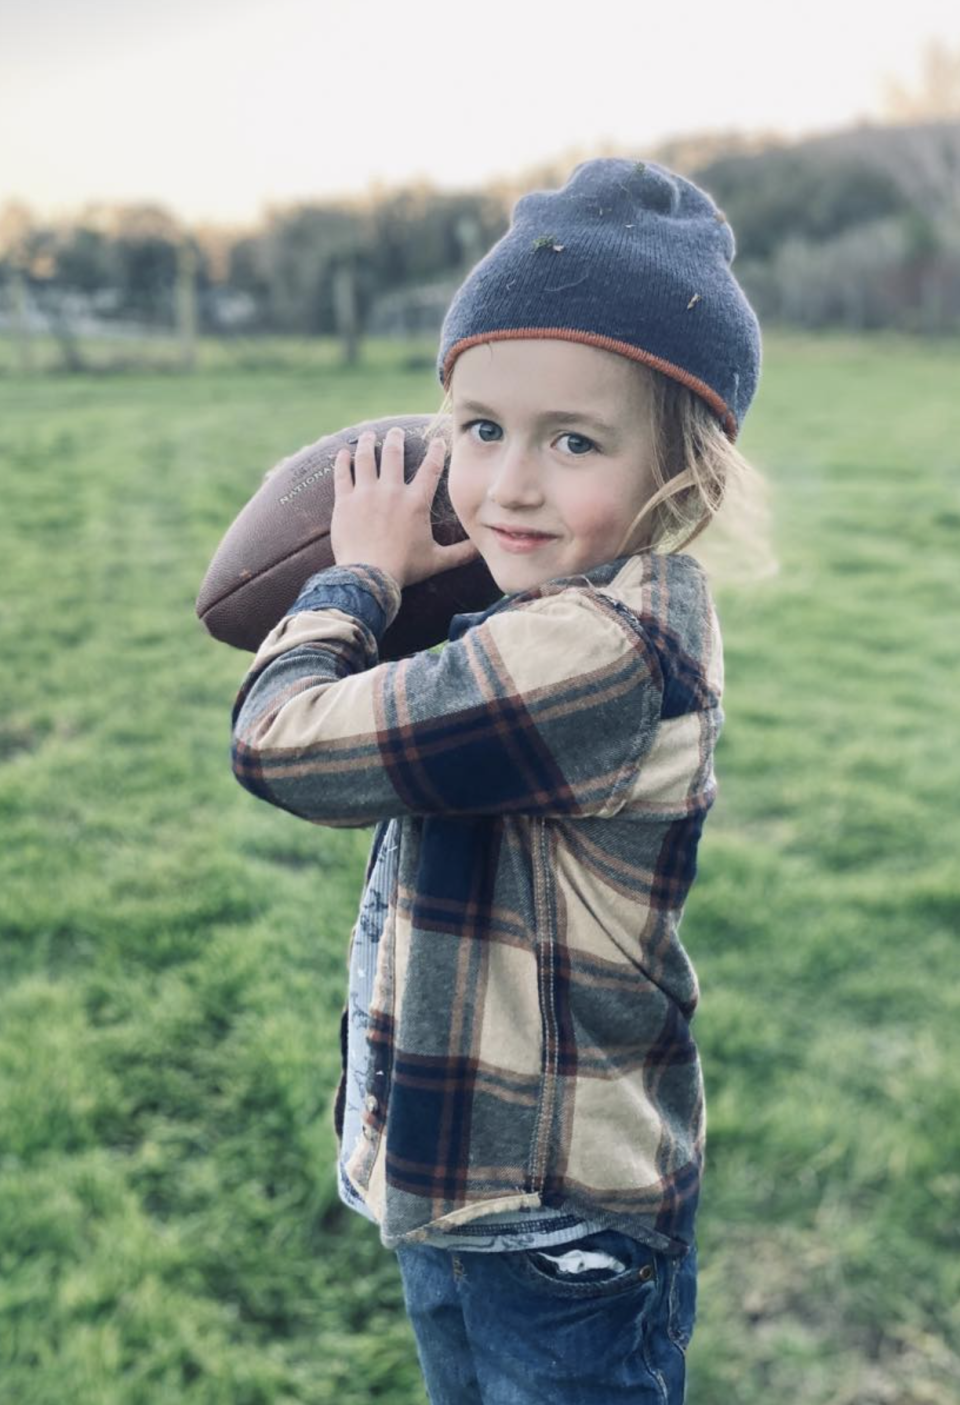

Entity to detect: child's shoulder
[569,552,721,689]
[513,550,715,639]
[448,551,720,689]
[579,549,711,608]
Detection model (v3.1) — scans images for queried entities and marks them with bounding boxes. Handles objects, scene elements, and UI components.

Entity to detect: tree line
[2,118,960,371]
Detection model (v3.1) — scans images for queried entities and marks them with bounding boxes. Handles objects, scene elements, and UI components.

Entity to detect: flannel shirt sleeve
[230,563,665,826]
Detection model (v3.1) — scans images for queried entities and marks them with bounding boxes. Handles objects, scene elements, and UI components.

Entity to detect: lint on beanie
[438,158,761,440]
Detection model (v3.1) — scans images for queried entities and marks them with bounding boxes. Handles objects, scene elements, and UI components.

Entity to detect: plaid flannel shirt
[231,549,724,1253]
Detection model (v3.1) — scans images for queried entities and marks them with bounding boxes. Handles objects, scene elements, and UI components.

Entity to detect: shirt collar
[447,554,643,643]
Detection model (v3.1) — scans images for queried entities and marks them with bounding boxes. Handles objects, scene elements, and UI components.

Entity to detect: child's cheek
[566,492,628,555]
[447,455,479,539]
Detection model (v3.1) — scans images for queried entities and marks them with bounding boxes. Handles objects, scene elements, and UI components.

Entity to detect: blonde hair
[423,358,777,584]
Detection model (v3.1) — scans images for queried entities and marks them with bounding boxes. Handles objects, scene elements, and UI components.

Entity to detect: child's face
[447,339,658,595]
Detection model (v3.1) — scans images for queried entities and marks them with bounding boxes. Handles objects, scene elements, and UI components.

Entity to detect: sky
[2,0,958,229]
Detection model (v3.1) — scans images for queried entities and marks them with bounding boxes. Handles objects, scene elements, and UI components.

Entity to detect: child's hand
[330,426,480,589]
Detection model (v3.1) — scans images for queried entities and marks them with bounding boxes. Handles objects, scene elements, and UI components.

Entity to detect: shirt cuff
[284,563,403,639]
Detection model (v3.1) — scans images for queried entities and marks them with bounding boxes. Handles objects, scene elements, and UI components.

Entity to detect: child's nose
[487,446,545,507]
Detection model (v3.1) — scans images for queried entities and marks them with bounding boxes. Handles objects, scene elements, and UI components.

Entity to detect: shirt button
[364,1094,379,1113]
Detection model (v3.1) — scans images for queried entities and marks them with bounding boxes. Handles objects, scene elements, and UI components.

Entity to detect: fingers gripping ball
[195,414,501,659]
[330,425,479,590]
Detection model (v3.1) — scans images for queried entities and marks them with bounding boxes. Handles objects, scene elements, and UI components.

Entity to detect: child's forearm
[229,561,705,829]
[231,563,402,827]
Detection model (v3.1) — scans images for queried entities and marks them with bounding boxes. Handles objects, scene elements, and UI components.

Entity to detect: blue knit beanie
[438,157,761,440]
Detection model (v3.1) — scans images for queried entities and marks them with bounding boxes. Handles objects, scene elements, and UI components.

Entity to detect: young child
[231,157,763,1404]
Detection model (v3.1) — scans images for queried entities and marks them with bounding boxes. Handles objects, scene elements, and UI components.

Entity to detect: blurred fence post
[333,262,359,366]
[455,214,483,274]
[11,268,33,373]
[177,241,198,371]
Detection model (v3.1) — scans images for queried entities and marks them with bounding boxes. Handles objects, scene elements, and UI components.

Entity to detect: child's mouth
[490,527,557,553]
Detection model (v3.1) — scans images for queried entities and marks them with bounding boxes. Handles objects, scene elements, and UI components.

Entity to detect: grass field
[1,331,958,1403]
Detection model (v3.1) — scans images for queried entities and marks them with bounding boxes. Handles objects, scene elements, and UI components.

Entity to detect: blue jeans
[396,1229,697,1404]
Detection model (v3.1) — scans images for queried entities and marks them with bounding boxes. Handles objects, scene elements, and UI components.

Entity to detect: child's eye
[557,432,597,457]
[459,419,502,443]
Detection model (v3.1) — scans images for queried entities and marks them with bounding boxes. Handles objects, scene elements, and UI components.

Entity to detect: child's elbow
[230,727,274,805]
[230,680,285,801]
[229,687,388,828]
[230,723,360,828]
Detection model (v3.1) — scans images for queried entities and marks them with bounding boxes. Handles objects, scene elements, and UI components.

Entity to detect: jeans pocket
[506,1230,662,1300]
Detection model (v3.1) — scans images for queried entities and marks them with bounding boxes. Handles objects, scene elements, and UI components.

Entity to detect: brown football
[196,413,502,659]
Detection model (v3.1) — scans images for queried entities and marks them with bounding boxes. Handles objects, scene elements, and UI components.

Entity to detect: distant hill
[765,120,960,219]
[674,121,960,332]
[689,120,960,230]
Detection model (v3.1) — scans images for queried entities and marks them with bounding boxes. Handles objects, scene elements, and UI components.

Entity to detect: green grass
[1,331,958,1403]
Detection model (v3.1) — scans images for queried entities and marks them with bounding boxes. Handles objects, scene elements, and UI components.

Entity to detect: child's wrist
[338,559,405,592]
